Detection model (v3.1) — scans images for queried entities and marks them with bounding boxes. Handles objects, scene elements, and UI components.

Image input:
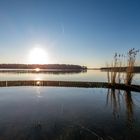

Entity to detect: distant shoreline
[0,64,87,70]
[100,66,140,73]
[87,68,100,70]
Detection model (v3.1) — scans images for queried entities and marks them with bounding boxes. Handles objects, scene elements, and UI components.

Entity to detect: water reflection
[0,70,107,82]
[0,87,140,139]
[106,89,134,129]
[0,69,140,84]
[36,86,42,98]
[0,69,86,74]
[124,91,134,129]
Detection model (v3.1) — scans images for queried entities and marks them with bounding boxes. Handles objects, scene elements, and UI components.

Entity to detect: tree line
[0,64,87,70]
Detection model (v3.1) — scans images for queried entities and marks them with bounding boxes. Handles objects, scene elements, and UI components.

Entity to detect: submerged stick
[0,80,139,92]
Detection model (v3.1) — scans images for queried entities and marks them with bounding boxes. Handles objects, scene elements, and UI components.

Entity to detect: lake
[0,69,140,84]
[0,70,140,140]
[0,87,140,139]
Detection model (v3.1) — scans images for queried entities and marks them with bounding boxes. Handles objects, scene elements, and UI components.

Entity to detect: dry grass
[107,48,139,86]
[125,48,139,85]
[107,53,122,85]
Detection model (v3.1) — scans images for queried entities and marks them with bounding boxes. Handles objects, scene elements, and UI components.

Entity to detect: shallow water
[0,87,140,140]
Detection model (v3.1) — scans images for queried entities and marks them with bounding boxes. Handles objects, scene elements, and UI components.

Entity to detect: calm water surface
[0,87,140,140]
[0,70,140,84]
[0,70,140,139]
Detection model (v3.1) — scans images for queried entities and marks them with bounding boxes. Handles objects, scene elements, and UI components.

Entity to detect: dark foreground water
[0,87,140,140]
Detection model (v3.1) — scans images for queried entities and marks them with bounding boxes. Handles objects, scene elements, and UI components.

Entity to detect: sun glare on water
[28,46,49,64]
[35,68,40,72]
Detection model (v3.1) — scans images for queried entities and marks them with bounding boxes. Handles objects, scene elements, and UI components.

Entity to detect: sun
[28,47,48,64]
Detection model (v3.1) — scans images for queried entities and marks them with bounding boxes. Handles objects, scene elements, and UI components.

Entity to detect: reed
[117,54,124,84]
[107,48,139,86]
[125,48,139,86]
[106,63,110,83]
[107,53,119,85]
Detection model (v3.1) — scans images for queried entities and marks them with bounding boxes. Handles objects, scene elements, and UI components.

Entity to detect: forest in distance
[0,64,87,70]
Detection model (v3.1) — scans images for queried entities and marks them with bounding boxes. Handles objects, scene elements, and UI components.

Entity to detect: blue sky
[0,0,140,67]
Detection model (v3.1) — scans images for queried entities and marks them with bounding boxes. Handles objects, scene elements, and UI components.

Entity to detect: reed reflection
[106,89,134,128]
[124,90,134,129]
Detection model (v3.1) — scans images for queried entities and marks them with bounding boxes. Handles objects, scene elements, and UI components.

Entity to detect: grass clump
[107,48,139,86]
[107,53,124,85]
[125,48,139,86]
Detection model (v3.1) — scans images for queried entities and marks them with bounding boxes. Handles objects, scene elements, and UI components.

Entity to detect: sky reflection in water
[0,70,140,85]
[0,87,140,139]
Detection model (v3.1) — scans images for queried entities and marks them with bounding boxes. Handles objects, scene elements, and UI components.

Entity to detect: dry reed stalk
[107,48,139,86]
[117,54,124,84]
[111,53,118,85]
[106,63,110,83]
[125,48,139,86]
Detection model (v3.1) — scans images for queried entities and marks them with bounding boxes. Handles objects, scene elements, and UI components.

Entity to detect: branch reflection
[106,89,134,129]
